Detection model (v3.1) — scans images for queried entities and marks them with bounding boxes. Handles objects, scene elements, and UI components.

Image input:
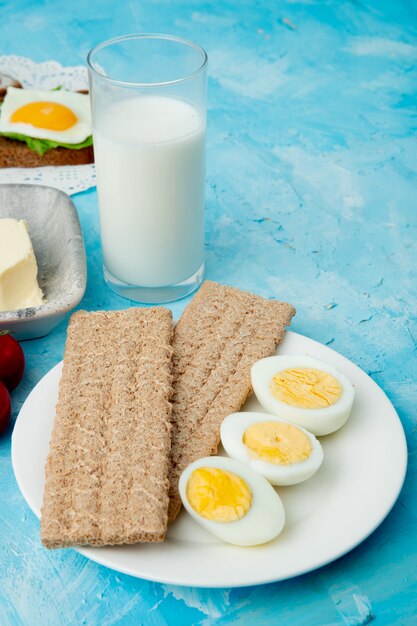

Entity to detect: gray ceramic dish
[0,184,86,340]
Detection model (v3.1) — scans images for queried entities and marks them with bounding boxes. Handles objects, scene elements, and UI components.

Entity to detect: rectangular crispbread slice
[168,281,296,521]
[41,307,174,548]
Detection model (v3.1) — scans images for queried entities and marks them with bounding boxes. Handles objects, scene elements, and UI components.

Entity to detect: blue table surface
[1,0,416,624]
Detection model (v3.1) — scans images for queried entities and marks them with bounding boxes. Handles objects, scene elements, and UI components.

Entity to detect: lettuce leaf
[0,132,93,156]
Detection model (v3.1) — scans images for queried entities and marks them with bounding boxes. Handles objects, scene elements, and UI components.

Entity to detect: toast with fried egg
[0,79,94,167]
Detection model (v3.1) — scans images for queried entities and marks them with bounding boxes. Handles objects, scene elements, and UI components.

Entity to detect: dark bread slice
[0,135,94,167]
[168,280,296,522]
[41,307,174,548]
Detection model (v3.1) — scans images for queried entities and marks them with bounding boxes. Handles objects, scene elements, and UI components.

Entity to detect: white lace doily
[0,55,96,195]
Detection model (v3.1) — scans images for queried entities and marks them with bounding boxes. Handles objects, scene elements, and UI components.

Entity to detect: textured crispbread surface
[41,307,174,548]
[168,281,296,521]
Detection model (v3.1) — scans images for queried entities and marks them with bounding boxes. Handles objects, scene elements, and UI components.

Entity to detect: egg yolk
[270,368,342,409]
[243,421,312,465]
[10,101,78,131]
[186,467,252,522]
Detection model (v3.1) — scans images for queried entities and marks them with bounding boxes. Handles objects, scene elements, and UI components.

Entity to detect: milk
[93,96,205,287]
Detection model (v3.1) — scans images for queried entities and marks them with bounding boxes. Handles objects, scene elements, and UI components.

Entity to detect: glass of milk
[87,34,207,303]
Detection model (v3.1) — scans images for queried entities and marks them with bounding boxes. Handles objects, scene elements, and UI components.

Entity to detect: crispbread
[168,281,296,522]
[41,307,174,548]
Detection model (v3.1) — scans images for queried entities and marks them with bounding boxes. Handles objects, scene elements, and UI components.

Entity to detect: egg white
[251,355,355,436]
[220,412,324,486]
[0,86,92,144]
[179,456,285,546]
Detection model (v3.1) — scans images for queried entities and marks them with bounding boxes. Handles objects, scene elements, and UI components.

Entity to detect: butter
[0,218,44,312]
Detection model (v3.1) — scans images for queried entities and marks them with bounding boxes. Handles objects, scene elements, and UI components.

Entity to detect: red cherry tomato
[0,381,11,436]
[0,332,25,391]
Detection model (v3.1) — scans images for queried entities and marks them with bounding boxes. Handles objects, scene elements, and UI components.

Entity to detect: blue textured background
[1,0,416,624]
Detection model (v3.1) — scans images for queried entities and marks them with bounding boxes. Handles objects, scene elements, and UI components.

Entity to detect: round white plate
[11,331,407,588]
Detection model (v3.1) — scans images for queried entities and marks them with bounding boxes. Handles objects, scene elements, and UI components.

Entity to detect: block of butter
[0,218,44,312]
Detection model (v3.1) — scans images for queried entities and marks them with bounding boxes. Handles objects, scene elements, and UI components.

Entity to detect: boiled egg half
[0,86,91,144]
[251,355,354,436]
[221,412,323,486]
[179,456,285,546]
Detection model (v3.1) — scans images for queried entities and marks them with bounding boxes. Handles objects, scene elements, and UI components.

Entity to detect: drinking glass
[87,34,207,303]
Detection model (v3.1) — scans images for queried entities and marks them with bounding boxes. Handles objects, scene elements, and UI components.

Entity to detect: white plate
[11,331,407,588]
